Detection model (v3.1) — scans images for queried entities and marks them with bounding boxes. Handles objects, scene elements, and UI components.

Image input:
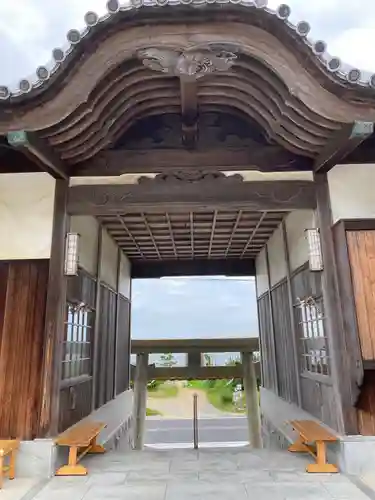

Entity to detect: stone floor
[20,447,371,500]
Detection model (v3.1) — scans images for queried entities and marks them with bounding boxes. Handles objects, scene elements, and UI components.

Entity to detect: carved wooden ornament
[137,47,237,79]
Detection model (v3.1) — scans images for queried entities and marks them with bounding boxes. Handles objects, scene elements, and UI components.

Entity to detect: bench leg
[88,436,106,454]
[306,441,338,473]
[55,447,88,476]
[9,450,16,480]
[0,456,3,489]
[288,435,310,453]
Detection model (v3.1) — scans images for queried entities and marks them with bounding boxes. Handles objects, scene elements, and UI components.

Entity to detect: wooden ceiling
[97,209,284,262]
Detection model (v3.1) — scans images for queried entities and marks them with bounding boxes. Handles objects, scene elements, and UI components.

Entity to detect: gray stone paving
[29,448,371,500]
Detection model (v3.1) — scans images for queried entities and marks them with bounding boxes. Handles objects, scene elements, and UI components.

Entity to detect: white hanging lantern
[305,228,323,271]
[64,233,80,276]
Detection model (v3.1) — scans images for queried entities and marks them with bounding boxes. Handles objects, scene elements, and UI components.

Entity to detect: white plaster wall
[267,225,287,287]
[119,252,131,299]
[0,173,55,260]
[255,247,268,297]
[70,216,99,276]
[100,228,119,290]
[285,210,314,272]
[328,164,375,223]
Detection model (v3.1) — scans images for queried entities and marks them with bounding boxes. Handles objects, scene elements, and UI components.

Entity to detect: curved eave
[0,0,375,108]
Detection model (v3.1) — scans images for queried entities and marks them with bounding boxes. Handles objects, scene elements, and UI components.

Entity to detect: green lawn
[146,408,163,416]
[147,381,179,398]
[187,379,246,413]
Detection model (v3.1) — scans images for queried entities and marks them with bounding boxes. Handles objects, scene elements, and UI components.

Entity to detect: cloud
[131,277,259,339]
[0,0,374,88]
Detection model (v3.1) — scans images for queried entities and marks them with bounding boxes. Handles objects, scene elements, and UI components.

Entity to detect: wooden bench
[288,420,338,473]
[0,440,19,488]
[55,421,106,476]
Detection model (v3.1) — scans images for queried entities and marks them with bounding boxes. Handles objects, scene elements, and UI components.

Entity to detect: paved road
[145,417,248,445]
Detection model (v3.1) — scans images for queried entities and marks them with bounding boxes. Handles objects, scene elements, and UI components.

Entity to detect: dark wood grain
[67,180,317,215]
[132,258,255,278]
[38,180,69,438]
[314,172,351,434]
[74,147,312,175]
[0,260,49,440]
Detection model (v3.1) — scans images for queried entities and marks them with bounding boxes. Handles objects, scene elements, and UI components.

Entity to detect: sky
[131,277,258,340]
[0,0,375,89]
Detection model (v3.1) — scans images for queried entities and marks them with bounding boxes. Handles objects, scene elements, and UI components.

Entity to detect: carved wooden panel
[113,112,267,150]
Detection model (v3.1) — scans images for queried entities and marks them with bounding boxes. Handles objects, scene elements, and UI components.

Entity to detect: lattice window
[295,296,330,376]
[62,303,93,380]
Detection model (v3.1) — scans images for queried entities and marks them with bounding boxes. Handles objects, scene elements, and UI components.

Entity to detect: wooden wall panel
[271,280,298,404]
[58,379,92,433]
[0,260,49,439]
[300,376,338,430]
[95,285,117,408]
[116,295,131,395]
[257,294,277,393]
[259,261,343,431]
[67,268,96,309]
[347,230,375,361]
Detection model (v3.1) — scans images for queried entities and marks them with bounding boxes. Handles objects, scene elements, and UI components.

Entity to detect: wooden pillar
[38,180,69,437]
[132,352,148,450]
[91,225,103,411]
[281,220,302,406]
[242,352,262,448]
[113,247,121,398]
[314,172,346,434]
[265,244,279,394]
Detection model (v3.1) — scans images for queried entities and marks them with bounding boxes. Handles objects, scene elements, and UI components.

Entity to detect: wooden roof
[0,1,375,177]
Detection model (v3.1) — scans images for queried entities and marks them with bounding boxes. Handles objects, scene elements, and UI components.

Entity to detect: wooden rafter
[314,121,374,173]
[240,212,268,258]
[180,78,198,149]
[208,210,218,258]
[166,213,178,258]
[98,210,284,263]
[225,210,243,257]
[116,215,145,259]
[141,213,161,259]
[73,147,312,175]
[190,212,195,257]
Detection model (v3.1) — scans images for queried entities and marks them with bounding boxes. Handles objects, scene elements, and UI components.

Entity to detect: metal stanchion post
[193,393,199,449]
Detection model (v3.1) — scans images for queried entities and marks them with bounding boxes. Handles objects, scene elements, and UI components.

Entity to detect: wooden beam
[314,172,350,434]
[91,225,103,411]
[67,180,317,215]
[7,130,69,179]
[73,147,313,176]
[314,122,374,173]
[132,353,148,450]
[241,352,262,448]
[180,78,198,148]
[131,364,261,381]
[38,180,68,437]
[131,337,259,354]
[131,258,255,278]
